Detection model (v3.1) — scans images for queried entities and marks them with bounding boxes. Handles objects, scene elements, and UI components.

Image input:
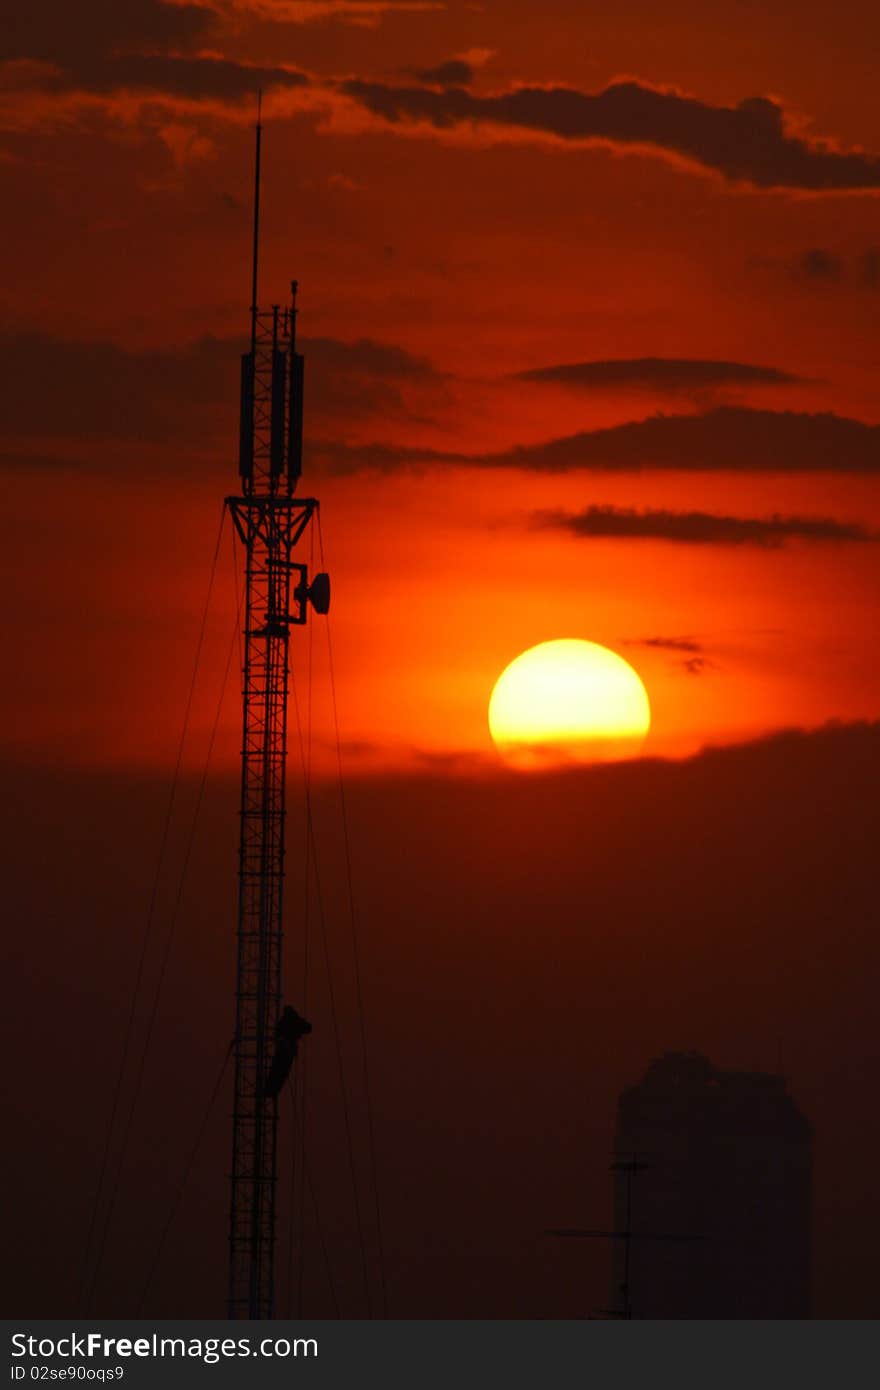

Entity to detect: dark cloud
[484,407,880,474]
[309,439,454,474]
[309,406,880,477]
[81,55,308,100]
[411,60,474,87]
[629,636,704,654]
[4,1,308,102]
[626,634,711,676]
[340,78,880,191]
[307,335,434,379]
[302,336,441,427]
[682,655,710,676]
[0,331,435,450]
[532,505,873,547]
[0,332,234,444]
[756,247,880,290]
[2,0,213,66]
[797,248,844,281]
[26,54,308,101]
[294,406,880,478]
[515,357,800,392]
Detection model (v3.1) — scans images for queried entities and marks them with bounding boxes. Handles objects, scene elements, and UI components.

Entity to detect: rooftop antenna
[225,100,330,1319]
[550,1156,703,1319]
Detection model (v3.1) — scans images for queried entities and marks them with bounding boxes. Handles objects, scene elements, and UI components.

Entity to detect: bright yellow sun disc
[488,639,651,769]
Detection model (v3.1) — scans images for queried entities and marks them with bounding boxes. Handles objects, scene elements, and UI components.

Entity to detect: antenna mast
[225,107,330,1319]
[251,91,261,352]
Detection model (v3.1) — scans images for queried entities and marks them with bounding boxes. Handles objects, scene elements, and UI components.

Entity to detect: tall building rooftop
[612,1051,812,1318]
[619,1050,811,1140]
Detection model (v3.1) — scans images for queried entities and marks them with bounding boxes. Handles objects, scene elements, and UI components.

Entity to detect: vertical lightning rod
[251,91,261,353]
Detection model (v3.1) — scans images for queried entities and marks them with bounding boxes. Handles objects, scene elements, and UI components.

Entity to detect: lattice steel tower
[225,109,329,1319]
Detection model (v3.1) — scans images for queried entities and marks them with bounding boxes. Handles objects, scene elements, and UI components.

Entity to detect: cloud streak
[626,634,712,676]
[3,0,213,67]
[412,60,474,87]
[340,78,880,191]
[296,406,880,477]
[9,18,880,200]
[628,636,704,654]
[75,55,309,100]
[532,505,874,547]
[514,357,801,392]
[2,0,310,102]
[0,331,437,447]
[226,0,442,24]
[484,407,880,474]
[757,246,880,291]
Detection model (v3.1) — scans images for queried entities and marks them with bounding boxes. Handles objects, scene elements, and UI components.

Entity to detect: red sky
[4,0,880,1322]
[3,0,880,772]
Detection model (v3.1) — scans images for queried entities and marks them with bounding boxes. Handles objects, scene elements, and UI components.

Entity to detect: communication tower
[225,106,329,1319]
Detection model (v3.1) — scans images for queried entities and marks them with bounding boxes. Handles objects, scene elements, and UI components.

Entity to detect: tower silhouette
[225,105,329,1319]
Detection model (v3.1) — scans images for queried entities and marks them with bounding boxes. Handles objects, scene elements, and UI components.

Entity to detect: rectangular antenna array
[238,303,303,491]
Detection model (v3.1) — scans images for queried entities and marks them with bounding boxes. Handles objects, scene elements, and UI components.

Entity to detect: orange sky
[3,0,880,773]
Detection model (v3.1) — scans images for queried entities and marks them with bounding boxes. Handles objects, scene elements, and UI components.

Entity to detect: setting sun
[488,639,651,769]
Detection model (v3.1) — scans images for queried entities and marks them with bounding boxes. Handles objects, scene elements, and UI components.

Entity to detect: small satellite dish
[308,572,330,615]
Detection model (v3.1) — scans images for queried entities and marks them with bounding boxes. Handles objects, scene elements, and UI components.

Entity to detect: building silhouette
[612,1052,812,1318]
